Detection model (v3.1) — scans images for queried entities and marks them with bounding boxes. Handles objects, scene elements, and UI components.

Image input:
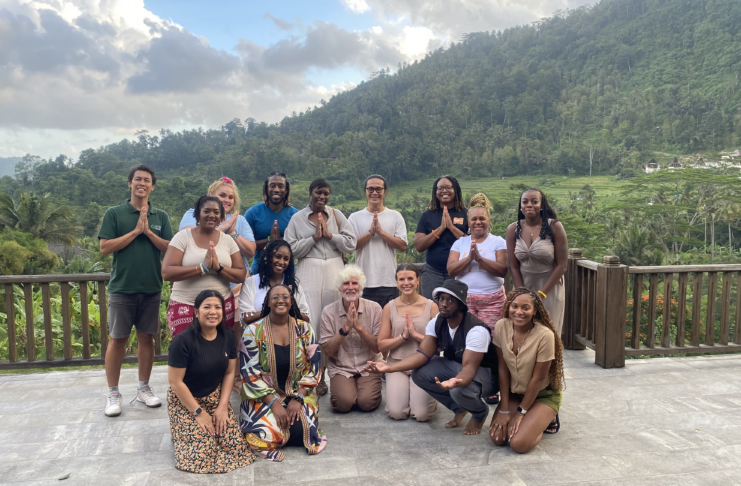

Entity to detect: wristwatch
[193,406,203,417]
[216,264,224,275]
[339,327,349,336]
[517,406,528,415]
[292,393,305,404]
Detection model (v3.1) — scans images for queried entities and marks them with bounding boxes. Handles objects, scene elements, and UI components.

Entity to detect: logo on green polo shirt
[150,224,161,231]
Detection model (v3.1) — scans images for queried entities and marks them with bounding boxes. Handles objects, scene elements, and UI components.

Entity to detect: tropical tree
[0,192,81,245]
[611,224,664,266]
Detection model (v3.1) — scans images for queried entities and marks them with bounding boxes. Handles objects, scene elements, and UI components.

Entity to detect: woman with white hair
[319,265,383,413]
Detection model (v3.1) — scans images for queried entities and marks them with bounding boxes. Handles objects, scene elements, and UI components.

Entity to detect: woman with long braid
[490,288,565,452]
[239,285,326,461]
[238,239,311,326]
[505,188,567,336]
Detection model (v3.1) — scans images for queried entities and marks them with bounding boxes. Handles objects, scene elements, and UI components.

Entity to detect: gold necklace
[512,322,534,354]
[399,295,418,306]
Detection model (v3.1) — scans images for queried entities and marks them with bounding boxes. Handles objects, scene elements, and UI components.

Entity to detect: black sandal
[544,413,560,434]
[484,393,499,405]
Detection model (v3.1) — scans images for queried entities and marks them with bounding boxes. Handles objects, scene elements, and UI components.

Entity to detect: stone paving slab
[1,349,741,485]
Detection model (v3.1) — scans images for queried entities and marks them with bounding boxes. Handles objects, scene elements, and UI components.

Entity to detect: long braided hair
[257,240,299,297]
[515,188,558,241]
[260,284,303,320]
[501,288,565,391]
[426,175,466,212]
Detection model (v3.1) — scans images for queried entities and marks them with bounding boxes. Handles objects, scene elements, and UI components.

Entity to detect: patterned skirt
[167,295,235,337]
[167,387,254,473]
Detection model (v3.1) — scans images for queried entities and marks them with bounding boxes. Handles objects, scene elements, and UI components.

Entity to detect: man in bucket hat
[365,280,498,435]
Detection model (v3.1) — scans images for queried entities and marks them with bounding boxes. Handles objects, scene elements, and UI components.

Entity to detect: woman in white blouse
[238,239,311,324]
[284,178,356,395]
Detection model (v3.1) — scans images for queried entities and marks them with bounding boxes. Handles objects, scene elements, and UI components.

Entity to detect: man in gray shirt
[348,175,408,309]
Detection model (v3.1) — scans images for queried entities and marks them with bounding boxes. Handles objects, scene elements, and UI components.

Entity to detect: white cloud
[340,0,371,14]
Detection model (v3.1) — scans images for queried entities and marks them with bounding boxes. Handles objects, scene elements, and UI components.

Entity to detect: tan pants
[330,374,382,413]
[385,370,437,422]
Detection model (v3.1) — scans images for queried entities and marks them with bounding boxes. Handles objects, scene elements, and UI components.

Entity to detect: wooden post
[563,249,586,350]
[594,256,628,368]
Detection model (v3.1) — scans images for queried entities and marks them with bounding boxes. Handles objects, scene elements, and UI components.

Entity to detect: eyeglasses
[271,295,291,302]
[366,187,384,194]
[436,186,454,193]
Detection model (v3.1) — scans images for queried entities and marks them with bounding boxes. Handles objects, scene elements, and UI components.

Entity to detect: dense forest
[2,0,741,274]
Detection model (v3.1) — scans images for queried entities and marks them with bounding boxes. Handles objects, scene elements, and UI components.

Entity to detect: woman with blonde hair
[490,288,565,452]
[447,193,508,331]
[179,177,256,264]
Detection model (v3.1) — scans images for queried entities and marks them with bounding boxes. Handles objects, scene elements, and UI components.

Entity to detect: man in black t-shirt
[414,176,468,298]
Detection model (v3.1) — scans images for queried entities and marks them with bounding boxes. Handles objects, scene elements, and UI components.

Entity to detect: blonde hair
[337,264,367,295]
[469,193,491,213]
[208,178,241,214]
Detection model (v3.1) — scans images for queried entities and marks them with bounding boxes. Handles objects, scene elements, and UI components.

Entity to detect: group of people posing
[98,164,568,474]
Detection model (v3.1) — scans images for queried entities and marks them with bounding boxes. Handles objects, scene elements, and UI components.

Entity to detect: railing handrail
[628,264,741,274]
[0,273,111,283]
[576,260,600,271]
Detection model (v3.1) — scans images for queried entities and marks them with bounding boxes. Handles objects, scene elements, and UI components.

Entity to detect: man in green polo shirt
[98,164,174,417]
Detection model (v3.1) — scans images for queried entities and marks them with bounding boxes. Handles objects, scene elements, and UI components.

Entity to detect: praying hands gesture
[204,241,220,272]
[469,240,482,263]
[270,220,281,241]
[344,302,358,334]
[217,214,238,234]
[135,207,151,236]
[369,212,382,236]
[404,314,422,342]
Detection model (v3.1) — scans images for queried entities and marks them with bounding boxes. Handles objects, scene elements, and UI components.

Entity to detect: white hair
[338,264,366,295]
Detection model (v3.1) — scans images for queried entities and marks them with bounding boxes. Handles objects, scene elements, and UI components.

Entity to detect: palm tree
[716,199,741,250]
[0,192,81,245]
[611,224,664,266]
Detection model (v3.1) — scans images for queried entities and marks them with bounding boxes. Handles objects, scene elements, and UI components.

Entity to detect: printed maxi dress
[239,316,327,461]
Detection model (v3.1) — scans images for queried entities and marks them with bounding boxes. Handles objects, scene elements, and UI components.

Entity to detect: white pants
[295,256,344,339]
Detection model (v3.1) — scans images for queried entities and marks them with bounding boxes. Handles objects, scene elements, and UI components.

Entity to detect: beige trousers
[384,359,437,422]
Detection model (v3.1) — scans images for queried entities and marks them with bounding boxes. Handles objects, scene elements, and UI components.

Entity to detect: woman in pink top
[377,264,439,421]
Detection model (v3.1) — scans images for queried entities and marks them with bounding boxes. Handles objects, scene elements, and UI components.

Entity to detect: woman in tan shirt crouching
[489,288,565,453]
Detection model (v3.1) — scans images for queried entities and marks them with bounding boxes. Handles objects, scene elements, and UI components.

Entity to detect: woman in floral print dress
[239,284,327,462]
[167,289,255,473]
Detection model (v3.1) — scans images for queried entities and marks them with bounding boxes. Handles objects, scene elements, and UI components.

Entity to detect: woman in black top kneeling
[167,289,255,473]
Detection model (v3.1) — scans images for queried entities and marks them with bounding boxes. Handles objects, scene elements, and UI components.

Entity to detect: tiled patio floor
[2,349,741,485]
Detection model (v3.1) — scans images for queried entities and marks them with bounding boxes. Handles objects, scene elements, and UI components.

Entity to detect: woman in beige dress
[505,188,567,337]
[377,264,438,421]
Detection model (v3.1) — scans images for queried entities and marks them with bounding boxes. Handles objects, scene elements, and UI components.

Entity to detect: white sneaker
[131,385,162,408]
[105,393,122,417]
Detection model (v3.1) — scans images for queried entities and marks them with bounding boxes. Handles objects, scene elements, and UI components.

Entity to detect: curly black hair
[262,172,291,207]
[193,195,225,224]
[260,284,303,320]
[515,188,558,241]
[426,175,466,212]
[257,240,300,296]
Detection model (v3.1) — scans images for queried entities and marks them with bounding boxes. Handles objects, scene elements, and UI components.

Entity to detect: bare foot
[464,418,485,435]
[445,411,468,428]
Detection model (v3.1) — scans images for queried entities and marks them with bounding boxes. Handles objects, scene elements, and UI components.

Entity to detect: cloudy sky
[0,0,596,159]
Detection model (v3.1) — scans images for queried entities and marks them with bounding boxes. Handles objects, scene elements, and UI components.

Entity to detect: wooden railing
[0,274,167,370]
[564,250,741,368]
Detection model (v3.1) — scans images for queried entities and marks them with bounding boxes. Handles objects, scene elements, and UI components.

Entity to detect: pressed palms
[0,192,81,245]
